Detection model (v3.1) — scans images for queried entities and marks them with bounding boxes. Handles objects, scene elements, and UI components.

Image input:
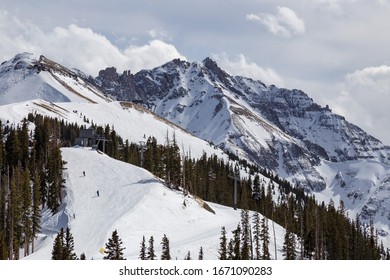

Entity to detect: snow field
[25,147,286,260]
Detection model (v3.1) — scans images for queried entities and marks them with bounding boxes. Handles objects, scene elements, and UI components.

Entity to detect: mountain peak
[0,52,39,73]
[201,57,231,84]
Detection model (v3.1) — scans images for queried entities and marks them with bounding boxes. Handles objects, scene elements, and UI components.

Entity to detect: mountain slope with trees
[0,53,389,258]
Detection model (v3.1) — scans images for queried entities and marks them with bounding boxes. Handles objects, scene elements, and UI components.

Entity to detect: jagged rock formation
[94,57,390,192]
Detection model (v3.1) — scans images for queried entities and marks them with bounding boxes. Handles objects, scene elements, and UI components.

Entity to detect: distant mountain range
[1,52,390,249]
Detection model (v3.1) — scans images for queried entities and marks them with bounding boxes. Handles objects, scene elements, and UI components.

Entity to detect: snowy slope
[24,147,286,260]
[0,53,110,105]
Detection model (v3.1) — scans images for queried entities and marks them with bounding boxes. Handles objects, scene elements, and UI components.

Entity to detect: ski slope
[24,147,286,260]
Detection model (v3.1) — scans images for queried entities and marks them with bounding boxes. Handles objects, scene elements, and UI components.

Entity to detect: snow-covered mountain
[94,57,390,242]
[1,52,390,254]
[0,53,225,160]
[95,57,390,189]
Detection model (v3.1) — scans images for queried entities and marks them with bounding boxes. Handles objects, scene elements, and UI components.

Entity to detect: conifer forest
[0,114,388,260]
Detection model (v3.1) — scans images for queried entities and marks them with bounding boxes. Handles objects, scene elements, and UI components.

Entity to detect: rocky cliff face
[94,67,139,101]
[94,58,390,193]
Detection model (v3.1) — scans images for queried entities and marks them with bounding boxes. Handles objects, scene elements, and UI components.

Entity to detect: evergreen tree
[218,226,227,260]
[231,224,241,260]
[283,226,297,260]
[51,228,64,260]
[198,246,204,260]
[252,211,262,260]
[227,239,234,260]
[5,128,21,167]
[260,216,270,260]
[147,236,156,260]
[64,227,77,260]
[184,251,191,260]
[139,235,146,260]
[160,234,171,260]
[80,252,86,260]
[103,229,126,260]
[21,168,32,257]
[240,209,251,260]
[31,172,41,253]
[46,144,64,213]
[51,227,77,260]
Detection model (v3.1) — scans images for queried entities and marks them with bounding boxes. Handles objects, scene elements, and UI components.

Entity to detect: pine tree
[103,229,126,260]
[198,246,204,260]
[31,172,41,253]
[227,239,234,260]
[240,209,251,260]
[139,235,146,260]
[64,227,77,260]
[51,228,64,260]
[147,236,156,260]
[184,251,191,260]
[283,226,297,260]
[218,226,227,260]
[231,224,241,260]
[160,234,171,260]
[260,216,270,260]
[252,211,261,260]
[46,144,64,213]
[21,168,32,257]
[51,227,77,260]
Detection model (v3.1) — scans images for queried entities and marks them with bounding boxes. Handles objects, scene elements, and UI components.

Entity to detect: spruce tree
[231,224,241,260]
[227,239,234,260]
[184,251,191,260]
[160,234,171,260]
[139,235,146,260]
[218,226,227,260]
[198,246,204,260]
[147,236,156,260]
[252,211,261,260]
[260,216,270,260]
[64,227,77,260]
[240,209,251,260]
[21,168,32,257]
[51,228,64,260]
[31,172,41,253]
[103,229,126,260]
[51,227,77,260]
[283,226,297,260]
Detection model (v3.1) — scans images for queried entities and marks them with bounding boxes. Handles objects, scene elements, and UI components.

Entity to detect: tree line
[1,113,388,259]
[111,126,390,260]
[0,115,66,259]
[52,227,204,260]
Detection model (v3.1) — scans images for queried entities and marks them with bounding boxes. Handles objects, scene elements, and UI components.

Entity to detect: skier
[97,190,100,197]
[83,171,85,176]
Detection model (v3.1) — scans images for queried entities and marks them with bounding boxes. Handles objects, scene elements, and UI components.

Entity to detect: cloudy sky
[1,0,390,144]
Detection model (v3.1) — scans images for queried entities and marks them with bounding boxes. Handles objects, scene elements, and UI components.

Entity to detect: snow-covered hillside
[25,147,286,260]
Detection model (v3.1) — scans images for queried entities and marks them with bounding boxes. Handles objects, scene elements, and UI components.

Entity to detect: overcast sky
[1,0,390,144]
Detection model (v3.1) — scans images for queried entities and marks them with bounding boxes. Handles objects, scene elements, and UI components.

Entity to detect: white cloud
[246,6,305,37]
[212,53,284,86]
[314,0,356,14]
[0,10,185,75]
[329,65,390,144]
[123,40,186,72]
